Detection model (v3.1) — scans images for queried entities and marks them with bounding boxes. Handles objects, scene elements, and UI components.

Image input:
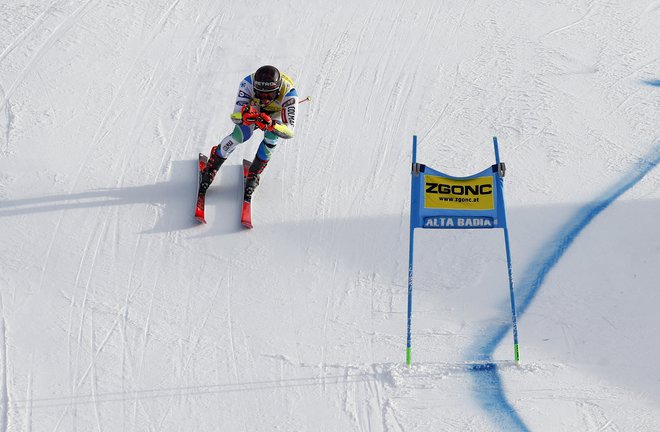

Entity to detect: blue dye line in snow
[467,143,660,431]
[642,79,660,87]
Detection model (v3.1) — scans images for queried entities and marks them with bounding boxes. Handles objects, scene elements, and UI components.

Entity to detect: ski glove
[230,106,280,133]
[254,113,273,131]
[239,107,272,131]
[239,105,260,125]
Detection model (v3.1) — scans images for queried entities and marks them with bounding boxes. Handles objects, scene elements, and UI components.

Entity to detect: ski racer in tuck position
[199,65,299,203]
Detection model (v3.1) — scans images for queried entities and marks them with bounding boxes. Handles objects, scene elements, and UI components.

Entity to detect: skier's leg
[200,125,254,192]
[244,131,279,201]
[199,145,226,193]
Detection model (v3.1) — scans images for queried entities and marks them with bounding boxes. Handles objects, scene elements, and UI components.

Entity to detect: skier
[199,65,299,203]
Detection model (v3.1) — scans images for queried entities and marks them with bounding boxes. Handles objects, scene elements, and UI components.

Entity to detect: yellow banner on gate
[424,175,495,210]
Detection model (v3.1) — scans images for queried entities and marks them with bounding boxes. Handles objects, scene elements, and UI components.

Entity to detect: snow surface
[1,0,659,431]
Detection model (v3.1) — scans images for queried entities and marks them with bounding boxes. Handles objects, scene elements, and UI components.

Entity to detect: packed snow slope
[1,1,659,431]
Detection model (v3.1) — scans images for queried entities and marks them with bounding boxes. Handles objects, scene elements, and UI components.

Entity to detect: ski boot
[243,155,269,202]
[199,146,226,193]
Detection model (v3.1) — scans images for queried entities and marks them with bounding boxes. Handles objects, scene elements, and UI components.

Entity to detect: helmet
[253,65,281,101]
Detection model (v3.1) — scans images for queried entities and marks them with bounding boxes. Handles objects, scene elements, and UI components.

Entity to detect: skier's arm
[230,76,255,124]
[272,89,298,139]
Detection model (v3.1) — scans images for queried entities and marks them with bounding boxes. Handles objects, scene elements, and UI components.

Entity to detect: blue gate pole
[493,137,520,363]
[406,135,418,366]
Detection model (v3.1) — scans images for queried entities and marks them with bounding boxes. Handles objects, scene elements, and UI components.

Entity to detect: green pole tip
[514,344,520,363]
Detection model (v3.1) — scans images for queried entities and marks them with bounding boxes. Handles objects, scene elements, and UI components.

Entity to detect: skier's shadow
[0,160,242,234]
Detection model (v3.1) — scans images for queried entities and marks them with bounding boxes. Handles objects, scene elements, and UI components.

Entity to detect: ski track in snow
[0,295,8,432]
[0,0,97,111]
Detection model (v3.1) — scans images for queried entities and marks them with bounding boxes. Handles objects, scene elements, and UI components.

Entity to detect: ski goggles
[254,89,278,101]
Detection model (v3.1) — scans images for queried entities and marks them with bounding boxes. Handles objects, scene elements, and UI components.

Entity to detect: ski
[195,153,208,224]
[241,159,253,229]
